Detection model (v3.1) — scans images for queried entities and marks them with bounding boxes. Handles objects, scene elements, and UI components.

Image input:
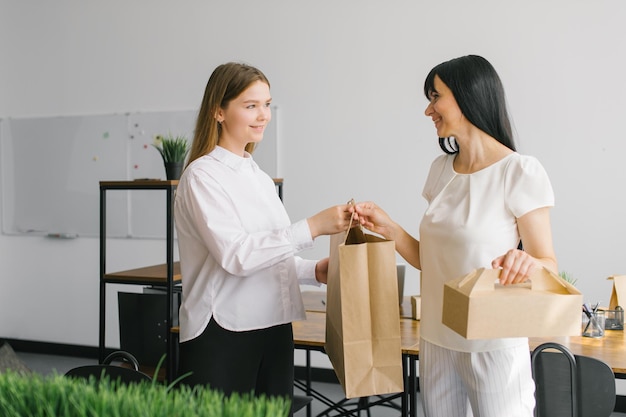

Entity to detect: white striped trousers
[419,339,535,417]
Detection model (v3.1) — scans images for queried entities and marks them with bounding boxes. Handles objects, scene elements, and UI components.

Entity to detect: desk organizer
[605,308,624,330]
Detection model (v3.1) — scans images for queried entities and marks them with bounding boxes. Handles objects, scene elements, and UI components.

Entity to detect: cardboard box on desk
[607,274,626,309]
[411,296,421,320]
[443,267,582,339]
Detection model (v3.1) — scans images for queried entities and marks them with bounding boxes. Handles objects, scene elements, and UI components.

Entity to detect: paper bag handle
[343,199,365,245]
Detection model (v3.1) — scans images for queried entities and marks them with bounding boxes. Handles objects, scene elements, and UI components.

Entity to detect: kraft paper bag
[608,275,626,309]
[443,267,582,339]
[324,220,404,399]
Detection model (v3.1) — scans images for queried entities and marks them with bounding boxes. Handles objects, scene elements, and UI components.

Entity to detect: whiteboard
[0,109,278,238]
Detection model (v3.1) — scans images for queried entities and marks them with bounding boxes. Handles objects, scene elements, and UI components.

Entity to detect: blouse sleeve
[181,169,314,276]
[504,155,555,218]
[422,154,453,203]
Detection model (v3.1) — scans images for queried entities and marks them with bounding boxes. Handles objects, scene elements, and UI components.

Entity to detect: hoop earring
[439,137,459,154]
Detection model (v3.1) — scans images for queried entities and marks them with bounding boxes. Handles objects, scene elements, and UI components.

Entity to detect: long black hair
[424,55,516,154]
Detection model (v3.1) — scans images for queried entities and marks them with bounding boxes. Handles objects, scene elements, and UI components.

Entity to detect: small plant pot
[164,162,183,180]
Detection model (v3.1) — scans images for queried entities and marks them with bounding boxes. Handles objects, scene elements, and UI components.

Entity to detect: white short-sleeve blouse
[419,152,555,352]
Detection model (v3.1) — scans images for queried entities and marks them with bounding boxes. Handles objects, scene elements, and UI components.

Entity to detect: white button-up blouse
[174,146,317,342]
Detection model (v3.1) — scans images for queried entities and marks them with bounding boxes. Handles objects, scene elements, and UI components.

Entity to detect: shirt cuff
[291,219,314,252]
[296,257,320,286]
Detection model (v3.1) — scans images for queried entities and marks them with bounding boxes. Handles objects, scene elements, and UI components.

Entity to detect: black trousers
[178,317,294,402]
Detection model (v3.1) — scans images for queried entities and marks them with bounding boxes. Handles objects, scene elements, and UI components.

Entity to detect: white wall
[1,0,626,352]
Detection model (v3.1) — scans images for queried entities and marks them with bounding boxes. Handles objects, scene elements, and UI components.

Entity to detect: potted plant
[153,134,189,180]
[559,271,578,286]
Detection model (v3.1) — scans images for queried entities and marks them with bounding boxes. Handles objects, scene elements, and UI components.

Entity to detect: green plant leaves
[153,134,189,163]
[0,371,290,417]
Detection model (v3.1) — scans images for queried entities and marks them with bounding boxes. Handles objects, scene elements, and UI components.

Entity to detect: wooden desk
[293,310,420,355]
[529,331,626,376]
[299,291,626,376]
[295,292,626,417]
[383,328,626,378]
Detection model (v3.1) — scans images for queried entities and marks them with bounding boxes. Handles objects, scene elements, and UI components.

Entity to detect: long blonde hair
[186,62,270,168]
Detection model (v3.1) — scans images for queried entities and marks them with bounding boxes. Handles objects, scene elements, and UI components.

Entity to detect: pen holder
[582,310,605,338]
[605,308,624,330]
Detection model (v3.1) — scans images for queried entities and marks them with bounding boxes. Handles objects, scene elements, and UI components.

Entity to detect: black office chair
[291,394,313,415]
[531,342,615,417]
[65,350,152,385]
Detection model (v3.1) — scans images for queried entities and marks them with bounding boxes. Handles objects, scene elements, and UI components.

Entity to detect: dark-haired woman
[174,62,353,406]
[354,55,557,417]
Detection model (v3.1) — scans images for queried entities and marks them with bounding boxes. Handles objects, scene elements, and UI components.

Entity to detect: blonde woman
[175,62,352,405]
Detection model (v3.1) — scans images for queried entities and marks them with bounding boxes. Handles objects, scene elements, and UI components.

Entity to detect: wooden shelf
[105,262,181,285]
[99,180,179,188]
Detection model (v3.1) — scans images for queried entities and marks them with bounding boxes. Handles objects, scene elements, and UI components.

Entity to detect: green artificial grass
[0,370,290,417]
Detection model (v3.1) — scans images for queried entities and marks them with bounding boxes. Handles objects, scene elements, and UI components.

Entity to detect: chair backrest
[531,342,615,417]
[65,351,152,385]
[291,395,312,414]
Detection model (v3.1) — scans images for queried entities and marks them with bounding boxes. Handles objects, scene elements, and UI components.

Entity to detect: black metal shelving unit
[98,180,179,381]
